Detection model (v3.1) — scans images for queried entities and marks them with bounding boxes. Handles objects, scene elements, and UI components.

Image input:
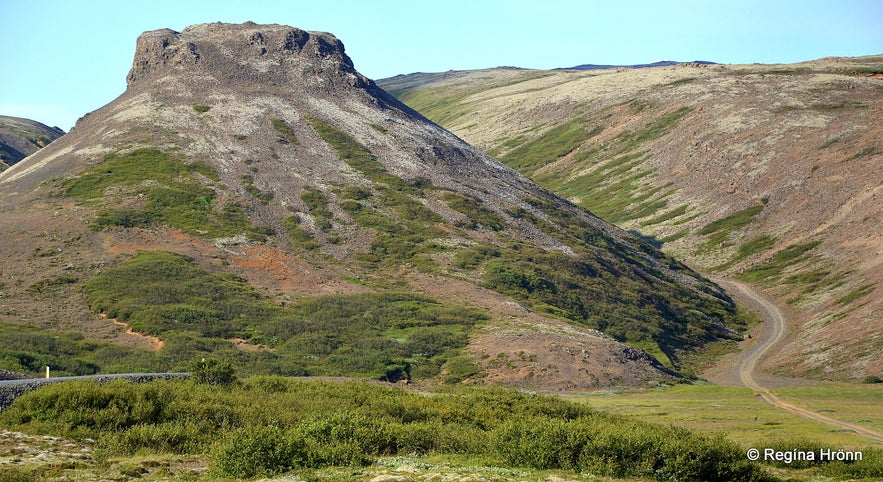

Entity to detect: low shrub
[213,425,308,478]
[190,358,237,386]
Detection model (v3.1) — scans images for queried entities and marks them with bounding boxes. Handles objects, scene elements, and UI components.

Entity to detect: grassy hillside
[13,117,747,376]
[379,57,883,379]
[0,114,64,166]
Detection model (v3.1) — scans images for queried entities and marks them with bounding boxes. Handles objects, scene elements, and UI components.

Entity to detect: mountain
[0,115,64,169]
[557,60,717,70]
[0,22,745,389]
[378,56,883,380]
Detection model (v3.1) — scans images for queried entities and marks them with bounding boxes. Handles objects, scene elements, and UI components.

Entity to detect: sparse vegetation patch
[500,118,594,172]
[440,192,506,231]
[697,205,764,250]
[714,234,779,271]
[81,251,482,380]
[738,241,821,283]
[270,117,300,145]
[307,116,396,184]
[834,284,875,306]
[63,148,257,238]
[241,174,274,204]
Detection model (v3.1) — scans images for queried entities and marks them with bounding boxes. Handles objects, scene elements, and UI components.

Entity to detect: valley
[0,23,744,388]
[0,20,881,481]
[378,57,882,381]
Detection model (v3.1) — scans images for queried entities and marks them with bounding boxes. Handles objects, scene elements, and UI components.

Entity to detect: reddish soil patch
[230,337,274,352]
[101,314,164,352]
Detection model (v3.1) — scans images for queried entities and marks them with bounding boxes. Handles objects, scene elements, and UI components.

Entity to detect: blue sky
[1,0,880,131]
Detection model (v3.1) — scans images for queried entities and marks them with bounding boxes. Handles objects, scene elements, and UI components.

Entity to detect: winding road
[725,279,883,443]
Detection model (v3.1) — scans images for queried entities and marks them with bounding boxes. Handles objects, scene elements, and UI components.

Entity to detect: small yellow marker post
[45,366,50,379]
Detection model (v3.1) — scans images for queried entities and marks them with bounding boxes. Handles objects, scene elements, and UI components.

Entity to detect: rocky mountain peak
[126,22,372,92]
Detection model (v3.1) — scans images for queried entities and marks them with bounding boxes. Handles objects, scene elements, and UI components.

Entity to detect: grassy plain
[566,383,883,450]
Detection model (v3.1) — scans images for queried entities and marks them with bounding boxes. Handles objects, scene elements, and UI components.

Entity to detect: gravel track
[725,280,883,443]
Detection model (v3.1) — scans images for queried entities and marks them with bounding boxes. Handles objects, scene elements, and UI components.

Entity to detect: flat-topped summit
[126,22,373,92]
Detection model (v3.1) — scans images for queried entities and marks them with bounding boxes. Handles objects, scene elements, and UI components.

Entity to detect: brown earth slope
[0,115,64,169]
[0,23,745,389]
[379,57,882,380]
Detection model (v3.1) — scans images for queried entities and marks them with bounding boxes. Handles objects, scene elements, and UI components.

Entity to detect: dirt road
[725,279,883,443]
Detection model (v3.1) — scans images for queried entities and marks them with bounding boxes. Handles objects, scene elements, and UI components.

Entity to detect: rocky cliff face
[0,23,743,388]
[125,23,373,92]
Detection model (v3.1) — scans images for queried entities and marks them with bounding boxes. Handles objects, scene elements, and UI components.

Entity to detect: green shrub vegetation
[63,148,259,238]
[343,187,446,268]
[849,66,883,76]
[456,209,741,367]
[81,250,483,380]
[738,241,821,283]
[714,234,779,271]
[498,108,691,225]
[241,174,274,204]
[499,118,595,172]
[550,151,671,224]
[663,77,696,86]
[0,378,775,481]
[737,241,843,303]
[639,204,689,227]
[282,215,320,251]
[270,117,300,145]
[307,115,402,187]
[192,104,211,113]
[834,284,875,306]
[26,275,78,294]
[190,357,237,386]
[305,115,451,266]
[440,192,506,231]
[0,323,102,376]
[300,186,335,233]
[697,205,765,249]
[453,244,500,269]
[85,251,271,339]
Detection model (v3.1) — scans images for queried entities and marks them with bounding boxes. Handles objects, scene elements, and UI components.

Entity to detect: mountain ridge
[0,115,64,170]
[556,60,717,71]
[377,55,883,380]
[0,22,745,389]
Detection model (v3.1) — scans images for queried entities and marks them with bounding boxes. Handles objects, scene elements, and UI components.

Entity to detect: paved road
[0,373,189,410]
[0,372,189,386]
[726,280,883,443]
